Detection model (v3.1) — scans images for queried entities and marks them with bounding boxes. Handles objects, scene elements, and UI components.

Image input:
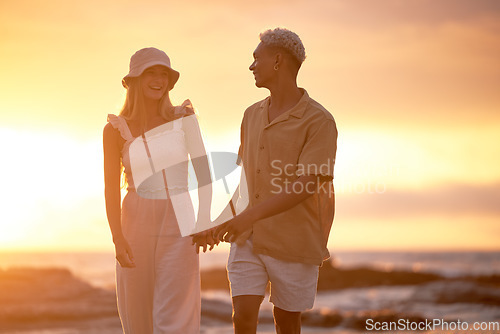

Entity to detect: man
[216,27,338,334]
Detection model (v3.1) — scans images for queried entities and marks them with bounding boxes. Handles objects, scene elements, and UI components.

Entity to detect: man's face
[249,42,276,88]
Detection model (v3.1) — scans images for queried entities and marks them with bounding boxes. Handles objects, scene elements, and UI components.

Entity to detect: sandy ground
[0,322,356,334]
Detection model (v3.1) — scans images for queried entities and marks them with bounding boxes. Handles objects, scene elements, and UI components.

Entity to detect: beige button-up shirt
[238,89,338,265]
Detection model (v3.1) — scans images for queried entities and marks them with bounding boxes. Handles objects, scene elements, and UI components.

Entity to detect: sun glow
[1,0,499,252]
[0,128,106,251]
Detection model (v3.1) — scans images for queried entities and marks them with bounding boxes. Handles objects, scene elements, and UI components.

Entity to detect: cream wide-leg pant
[116,192,200,334]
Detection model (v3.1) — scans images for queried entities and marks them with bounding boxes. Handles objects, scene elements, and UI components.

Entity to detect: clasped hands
[191,211,254,254]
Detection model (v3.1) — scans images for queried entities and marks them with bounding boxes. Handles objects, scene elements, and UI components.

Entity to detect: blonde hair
[119,76,180,132]
[260,27,306,65]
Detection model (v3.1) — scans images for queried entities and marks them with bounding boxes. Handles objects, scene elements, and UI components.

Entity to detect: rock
[0,267,117,323]
[201,298,232,323]
[0,267,96,303]
[317,260,443,290]
[201,268,230,291]
[199,260,446,292]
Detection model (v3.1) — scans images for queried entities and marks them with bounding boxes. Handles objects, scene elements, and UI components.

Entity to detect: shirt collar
[259,88,309,123]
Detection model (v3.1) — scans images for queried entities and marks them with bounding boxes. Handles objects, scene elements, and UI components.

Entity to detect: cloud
[337,182,500,219]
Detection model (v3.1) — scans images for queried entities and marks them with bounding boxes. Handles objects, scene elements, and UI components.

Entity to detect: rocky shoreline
[1,262,499,332]
[201,258,500,291]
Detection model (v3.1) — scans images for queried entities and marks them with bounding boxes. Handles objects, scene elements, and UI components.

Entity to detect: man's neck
[268,82,303,122]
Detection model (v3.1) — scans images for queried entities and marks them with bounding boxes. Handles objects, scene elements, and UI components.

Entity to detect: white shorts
[227,238,319,312]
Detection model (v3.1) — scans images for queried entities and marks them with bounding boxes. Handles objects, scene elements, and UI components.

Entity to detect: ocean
[1,250,498,288]
[0,250,499,333]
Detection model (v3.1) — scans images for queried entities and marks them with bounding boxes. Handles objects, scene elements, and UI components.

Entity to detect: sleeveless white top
[107,100,197,236]
[128,116,189,199]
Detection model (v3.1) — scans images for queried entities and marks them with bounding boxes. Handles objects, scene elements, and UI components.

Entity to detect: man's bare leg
[273,306,301,334]
[232,295,264,334]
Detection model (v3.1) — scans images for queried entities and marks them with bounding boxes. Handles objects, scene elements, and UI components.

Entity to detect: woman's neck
[143,98,160,119]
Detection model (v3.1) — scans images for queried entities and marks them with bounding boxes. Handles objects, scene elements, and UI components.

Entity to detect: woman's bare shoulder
[103,122,119,138]
[103,122,125,150]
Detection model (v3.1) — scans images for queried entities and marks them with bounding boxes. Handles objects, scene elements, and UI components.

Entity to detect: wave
[410,280,500,306]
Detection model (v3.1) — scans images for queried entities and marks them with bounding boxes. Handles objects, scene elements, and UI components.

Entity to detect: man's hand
[215,213,254,244]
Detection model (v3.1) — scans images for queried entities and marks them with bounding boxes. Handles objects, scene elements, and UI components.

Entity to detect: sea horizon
[1,249,499,289]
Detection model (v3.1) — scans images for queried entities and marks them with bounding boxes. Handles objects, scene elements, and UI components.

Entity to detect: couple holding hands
[103,27,337,334]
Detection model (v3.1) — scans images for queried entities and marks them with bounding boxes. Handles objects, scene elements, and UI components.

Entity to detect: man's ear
[274,52,283,67]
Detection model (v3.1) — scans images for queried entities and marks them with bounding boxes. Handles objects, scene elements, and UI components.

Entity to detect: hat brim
[122,60,180,90]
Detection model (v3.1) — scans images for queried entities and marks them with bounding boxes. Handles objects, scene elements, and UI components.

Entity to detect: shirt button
[260,146,264,150]
[256,169,261,174]
[255,194,260,199]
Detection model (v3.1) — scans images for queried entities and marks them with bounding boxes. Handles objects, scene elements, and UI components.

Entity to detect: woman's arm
[103,123,135,267]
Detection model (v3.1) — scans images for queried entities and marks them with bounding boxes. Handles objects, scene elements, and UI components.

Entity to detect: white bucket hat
[122,47,180,90]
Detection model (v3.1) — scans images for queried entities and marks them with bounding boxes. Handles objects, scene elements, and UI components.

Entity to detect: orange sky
[0,0,499,251]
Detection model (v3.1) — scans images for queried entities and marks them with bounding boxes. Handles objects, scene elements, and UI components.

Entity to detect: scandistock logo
[130,142,244,236]
[124,114,245,236]
[207,152,240,194]
[126,116,337,236]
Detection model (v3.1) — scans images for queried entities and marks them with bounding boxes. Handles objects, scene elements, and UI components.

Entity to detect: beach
[0,251,499,333]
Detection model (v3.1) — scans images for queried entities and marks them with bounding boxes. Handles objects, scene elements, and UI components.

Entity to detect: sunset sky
[1,0,499,252]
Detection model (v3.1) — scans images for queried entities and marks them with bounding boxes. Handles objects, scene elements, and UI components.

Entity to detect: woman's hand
[114,235,136,268]
[192,227,220,254]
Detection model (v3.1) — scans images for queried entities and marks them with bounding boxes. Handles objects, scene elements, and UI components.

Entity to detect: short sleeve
[297,119,338,180]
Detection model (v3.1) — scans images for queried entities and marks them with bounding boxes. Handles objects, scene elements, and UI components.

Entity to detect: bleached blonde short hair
[259,28,306,64]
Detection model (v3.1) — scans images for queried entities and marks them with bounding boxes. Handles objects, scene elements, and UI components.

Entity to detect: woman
[103,47,212,333]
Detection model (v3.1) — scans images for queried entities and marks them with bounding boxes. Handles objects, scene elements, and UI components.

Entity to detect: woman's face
[140,65,170,101]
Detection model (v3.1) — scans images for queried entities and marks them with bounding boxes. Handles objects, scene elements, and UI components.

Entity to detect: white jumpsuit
[107,105,200,334]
